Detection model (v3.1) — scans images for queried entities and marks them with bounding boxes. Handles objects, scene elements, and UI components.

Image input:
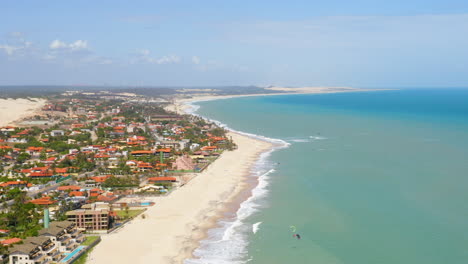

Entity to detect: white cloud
[134,49,181,64]
[138,49,150,56]
[0,33,33,56]
[192,56,200,64]
[69,40,88,51]
[0,44,20,55]
[153,55,181,64]
[49,39,89,51]
[49,39,67,49]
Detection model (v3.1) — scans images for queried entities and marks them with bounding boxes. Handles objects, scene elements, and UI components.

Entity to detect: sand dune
[0,98,46,126]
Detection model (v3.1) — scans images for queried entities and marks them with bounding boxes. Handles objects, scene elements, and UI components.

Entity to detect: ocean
[185,89,468,264]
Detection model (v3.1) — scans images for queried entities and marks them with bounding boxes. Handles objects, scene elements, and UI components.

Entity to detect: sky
[1,0,468,88]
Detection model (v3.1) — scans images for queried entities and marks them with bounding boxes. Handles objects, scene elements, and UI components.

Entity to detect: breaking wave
[183,100,289,264]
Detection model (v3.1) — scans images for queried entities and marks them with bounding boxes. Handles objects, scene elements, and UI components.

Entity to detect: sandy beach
[89,131,273,264]
[0,98,46,127]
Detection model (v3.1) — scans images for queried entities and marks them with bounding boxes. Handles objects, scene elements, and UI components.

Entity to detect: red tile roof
[69,191,85,197]
[0,181,28,188]
[148,177,176,182]
[131,150,154,155]
[91,175,111,183]
[29,196,56,205]
[1,238,22,245]
[29,172,54,177]
[155,148,171,153]
[57,185,81,191]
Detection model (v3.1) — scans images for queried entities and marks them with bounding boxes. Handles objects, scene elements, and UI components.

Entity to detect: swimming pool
[60,245,86,263]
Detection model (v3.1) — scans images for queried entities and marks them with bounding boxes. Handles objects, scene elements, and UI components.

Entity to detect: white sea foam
[289,138,310,143]
[286,135,327,143]
[309,135,327,140]
[183,100,289,264]
[252,222,262,234]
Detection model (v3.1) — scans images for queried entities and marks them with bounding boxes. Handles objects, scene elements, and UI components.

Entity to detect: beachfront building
[66,203,112,231]
[8,221,84,264]
[39,221,85,253]
[8,236,57,264]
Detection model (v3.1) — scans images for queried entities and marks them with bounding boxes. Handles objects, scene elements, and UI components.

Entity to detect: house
[189,143,200,151]
[96,193,118,202]
[0,181,29,189]
[57,185,81,192]
[26,147,44,156]
[89,175,111,186]
[107,157,119,168]
[0,237,21,246]
[148,177,177,184]
[130,150,154,157]
[172,155,196,171]
[68,191,86,197]
[29,196,56,206]
[137,162,153,172]
[0,126,15,135]
[43,156,57,165]
[29,171,54,178]
[89,188,105,197]
[201,146,218,152]
[27,166,54,178]
[7,136,27,143]
[159,139,190,150]
[50,130,65,137]
[154,148,171,158]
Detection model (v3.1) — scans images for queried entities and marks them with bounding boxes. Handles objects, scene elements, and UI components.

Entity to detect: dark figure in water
[293,234,301,240]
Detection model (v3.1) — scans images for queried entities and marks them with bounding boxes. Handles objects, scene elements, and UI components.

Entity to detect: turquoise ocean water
[186,89,468,264]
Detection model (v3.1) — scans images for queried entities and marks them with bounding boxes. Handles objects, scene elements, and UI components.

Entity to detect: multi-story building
[66,203,111,231]
[8,236,56,264]
[39,221,85,253]
[8,221,84,264]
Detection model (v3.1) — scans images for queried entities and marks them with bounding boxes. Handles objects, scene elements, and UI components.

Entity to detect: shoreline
[166,87,388,114]
[88,130,275,264]
[90,87,377,263]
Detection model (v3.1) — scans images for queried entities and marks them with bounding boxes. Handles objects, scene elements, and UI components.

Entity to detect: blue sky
[1,0,468,87]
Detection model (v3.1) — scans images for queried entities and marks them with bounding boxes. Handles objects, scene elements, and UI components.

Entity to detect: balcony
[49,250,63,261]
[58,235,72,245]
[31,252,46,262]
[74,234,85,243]
[42,243,57,254]
[69,229,81,237]
[66,243,78,251]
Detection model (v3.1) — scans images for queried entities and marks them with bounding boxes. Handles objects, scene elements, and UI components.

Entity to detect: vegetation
[81,236,100,246]
[115,209,145,219]
[102,176,139,188]
[0,192,42,238]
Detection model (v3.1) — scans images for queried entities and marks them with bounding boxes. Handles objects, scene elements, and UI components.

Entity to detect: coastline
[0,98,46,127]
[88,129,275,264]
[90,87,372,263]
[166,86,386,114]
